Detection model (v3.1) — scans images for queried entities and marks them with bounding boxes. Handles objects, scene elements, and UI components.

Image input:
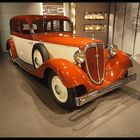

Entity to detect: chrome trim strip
[75,73,137,106]
[84,43,105,84]
[95,46,101,82]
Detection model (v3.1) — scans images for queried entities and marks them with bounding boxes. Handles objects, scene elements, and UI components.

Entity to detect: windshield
[31,19,72,34]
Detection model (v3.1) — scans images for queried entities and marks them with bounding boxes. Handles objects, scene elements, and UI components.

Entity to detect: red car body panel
[7,38,18,59]
[28,49,132,93]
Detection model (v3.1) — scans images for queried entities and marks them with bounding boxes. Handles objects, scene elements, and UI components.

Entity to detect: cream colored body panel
[11,35,79,65]
[11,35,33,64]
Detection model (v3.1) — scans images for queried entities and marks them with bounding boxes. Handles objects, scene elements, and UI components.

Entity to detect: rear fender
[30,58,91,88]
[6,38,18,59]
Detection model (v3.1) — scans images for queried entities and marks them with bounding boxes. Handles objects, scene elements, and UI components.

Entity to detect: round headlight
[108,44,118,57]
[74,50,85,64]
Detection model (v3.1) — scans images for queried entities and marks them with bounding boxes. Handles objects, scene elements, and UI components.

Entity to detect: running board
[14,58,35,72]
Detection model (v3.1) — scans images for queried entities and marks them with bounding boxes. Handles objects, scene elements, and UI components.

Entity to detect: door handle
[29,42,33,45]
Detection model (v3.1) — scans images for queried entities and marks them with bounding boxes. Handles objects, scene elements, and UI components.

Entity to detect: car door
[13,20,34,65]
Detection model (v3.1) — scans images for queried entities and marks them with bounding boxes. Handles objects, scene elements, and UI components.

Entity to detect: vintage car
[6,15,137,110]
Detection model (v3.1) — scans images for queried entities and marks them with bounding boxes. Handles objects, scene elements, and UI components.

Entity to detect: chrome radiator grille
[84,43,105,84]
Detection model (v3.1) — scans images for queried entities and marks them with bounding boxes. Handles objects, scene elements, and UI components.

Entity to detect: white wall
[0,3,43,52]
[63,3,70,17]
[108,3,115,44]
[122,3,139,55]
[113,3,125,49]
[110,2,140,55]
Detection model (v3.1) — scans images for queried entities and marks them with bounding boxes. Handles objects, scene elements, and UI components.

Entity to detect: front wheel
[33,49,44,69]
[48,72,76,110]
[32,44,50,69]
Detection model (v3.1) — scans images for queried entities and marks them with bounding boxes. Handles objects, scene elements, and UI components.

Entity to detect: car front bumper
[75,73,137,106]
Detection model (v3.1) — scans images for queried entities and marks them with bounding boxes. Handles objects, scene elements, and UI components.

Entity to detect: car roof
[10,15,71,22]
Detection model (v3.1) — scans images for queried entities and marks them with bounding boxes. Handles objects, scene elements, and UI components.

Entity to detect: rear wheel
[48,72,76,110]
[8,47,14,62]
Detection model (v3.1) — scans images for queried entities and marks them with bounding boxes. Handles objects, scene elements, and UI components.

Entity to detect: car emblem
[95,54,99,58]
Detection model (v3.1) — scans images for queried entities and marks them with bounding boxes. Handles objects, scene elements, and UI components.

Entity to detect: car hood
[33,32,103,49]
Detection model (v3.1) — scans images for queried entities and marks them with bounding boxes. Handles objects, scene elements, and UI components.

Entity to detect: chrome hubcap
[34,57,39,66]
[52,76,68,103]
[55,85,61,95]
[33,50,43,68]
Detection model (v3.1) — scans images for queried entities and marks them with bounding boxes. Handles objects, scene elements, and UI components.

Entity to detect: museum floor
[0,52,140,137]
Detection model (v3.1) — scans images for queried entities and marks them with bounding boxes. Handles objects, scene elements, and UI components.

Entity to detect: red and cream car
[6,15,136,110]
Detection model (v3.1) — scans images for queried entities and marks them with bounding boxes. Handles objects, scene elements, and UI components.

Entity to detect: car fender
[6,38,18,59]
[104,50,133,82]
[30,58,91,88]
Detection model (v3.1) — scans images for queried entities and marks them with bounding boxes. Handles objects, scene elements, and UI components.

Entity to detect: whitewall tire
[48,72,76,110]
[33,49,43,69]
[52,75,68,103]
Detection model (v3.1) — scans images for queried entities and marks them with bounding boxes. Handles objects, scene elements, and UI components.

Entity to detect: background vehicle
[6,15,137,110]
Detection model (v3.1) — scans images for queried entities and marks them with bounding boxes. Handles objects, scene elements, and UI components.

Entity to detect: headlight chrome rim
[108,44,118,57]
[74,50,85,64]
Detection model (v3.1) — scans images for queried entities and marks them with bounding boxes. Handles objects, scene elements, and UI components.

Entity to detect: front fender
[30,50,133,91]
[105,50,133,82]
[30,58,91,88]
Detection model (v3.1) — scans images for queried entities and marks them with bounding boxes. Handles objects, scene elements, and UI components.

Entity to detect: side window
[53,20,61,31]
[32,20,52,32]
[45,20,52,31]
[42,20,52,32]
[32,24,37,30]
[31,20,44,33]
[43,20,71,32]
[12,20,20,33]
[21,21,30,35]
[64,21,71,31]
